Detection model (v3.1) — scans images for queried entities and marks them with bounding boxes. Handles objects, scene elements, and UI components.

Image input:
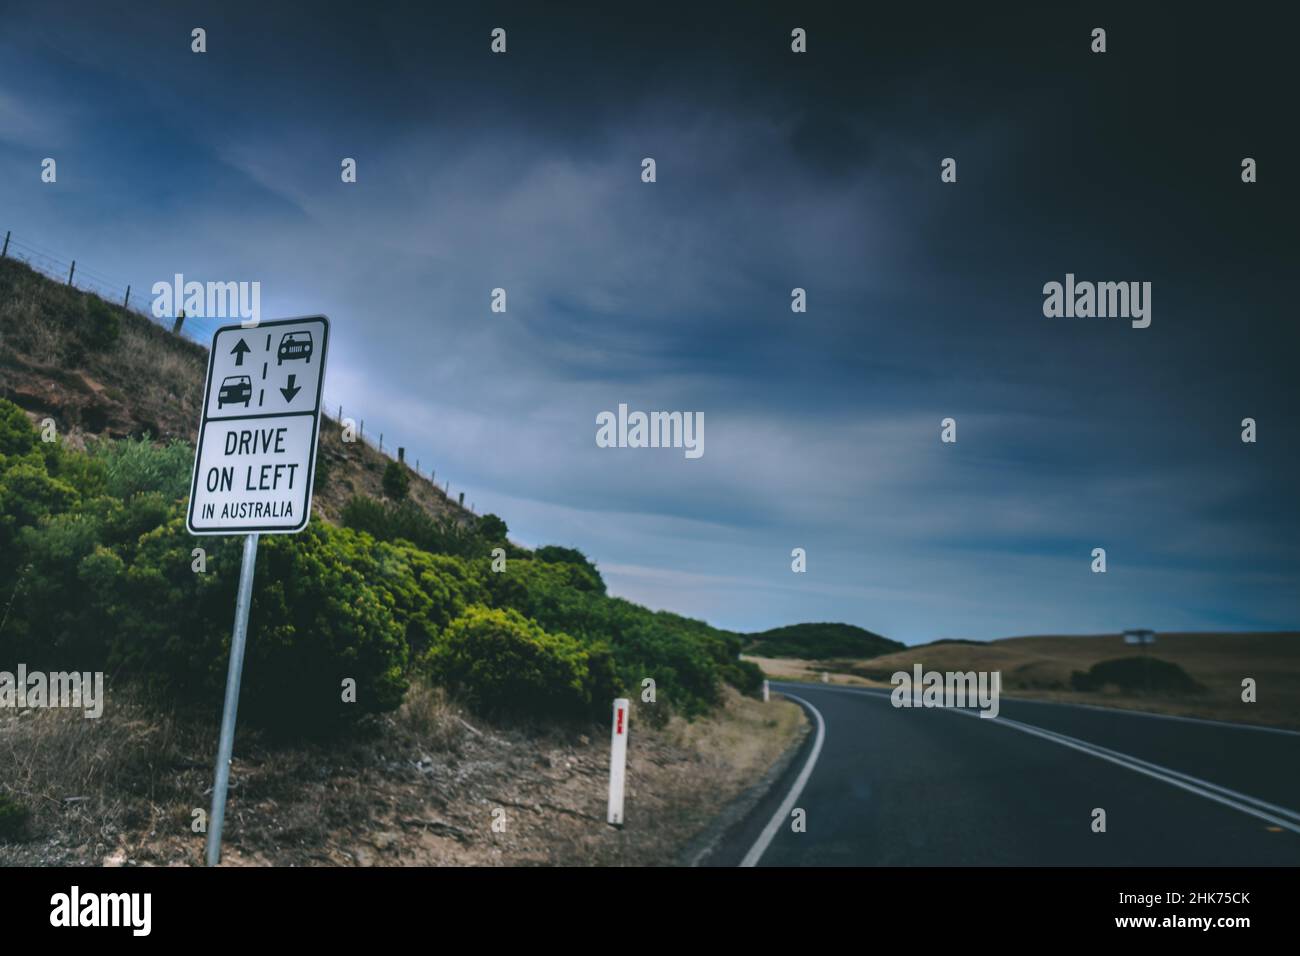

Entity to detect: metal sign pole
[205,532,260,867]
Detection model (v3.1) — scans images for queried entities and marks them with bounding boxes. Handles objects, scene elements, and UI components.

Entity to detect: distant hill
[742,622,903,660]
[831,631,1300,729]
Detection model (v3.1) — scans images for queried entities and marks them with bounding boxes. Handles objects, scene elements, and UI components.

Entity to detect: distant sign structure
[187,316,330,535]
[1123,629,1157,646]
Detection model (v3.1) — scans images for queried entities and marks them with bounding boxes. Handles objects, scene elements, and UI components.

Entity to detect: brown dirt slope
[0,683,805,867]
[0,255,469,525]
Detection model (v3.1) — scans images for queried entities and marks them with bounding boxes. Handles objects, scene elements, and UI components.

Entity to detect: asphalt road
[711,682,1300,866]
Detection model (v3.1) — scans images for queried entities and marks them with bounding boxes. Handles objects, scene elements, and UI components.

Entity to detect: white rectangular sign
[187,316,330,535]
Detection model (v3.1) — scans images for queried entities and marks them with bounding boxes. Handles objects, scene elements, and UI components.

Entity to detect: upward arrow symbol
[230,338,251,366]
[280,374,302,403]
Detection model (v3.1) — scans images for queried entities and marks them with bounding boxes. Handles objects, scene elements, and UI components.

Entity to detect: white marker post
[762,679,770,702]
[607,697,629,827]
[188,316,330,866]
[822,671,829,684]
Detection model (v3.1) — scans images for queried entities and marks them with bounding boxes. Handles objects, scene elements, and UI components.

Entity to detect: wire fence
[0,227,475,514]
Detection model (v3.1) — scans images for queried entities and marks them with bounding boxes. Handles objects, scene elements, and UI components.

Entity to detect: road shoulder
[684,691,816,867]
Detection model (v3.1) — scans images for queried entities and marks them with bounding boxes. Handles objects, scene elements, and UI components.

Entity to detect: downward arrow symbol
[280,374,302,403]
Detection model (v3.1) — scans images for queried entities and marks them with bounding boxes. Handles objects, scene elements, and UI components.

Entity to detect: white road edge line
[773,682,1300,834]
[740,692,826,867]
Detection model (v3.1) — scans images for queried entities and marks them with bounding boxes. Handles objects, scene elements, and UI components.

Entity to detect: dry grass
[1,258,208,441]
[666,689,806,796]
[753,631,1300,730]
[2,256,476,532]
[0,290,65,366]
[0,679,805,867]
[111,322,205,421]
[393,683,466,752]
[0,687,207,863]
[744,655,878,687]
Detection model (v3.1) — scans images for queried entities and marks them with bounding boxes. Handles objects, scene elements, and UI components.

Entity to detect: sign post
[607,698,629,827]
[189,316,330,865]
[205,531,258,867]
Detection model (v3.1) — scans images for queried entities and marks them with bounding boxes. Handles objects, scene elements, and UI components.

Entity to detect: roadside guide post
[607,698,629,827]
[187,316,330,866]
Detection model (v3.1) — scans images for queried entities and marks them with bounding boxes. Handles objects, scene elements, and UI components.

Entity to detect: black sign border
[185,314,331,536]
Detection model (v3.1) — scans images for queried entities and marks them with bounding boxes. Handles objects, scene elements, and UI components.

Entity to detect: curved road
[712,682,1300,866]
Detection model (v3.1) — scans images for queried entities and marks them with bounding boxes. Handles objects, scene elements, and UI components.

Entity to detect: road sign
[189,315,329,866]
[187,316,330,535]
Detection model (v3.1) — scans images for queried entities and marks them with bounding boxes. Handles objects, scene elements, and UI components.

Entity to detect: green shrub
[610,617,723,718]
[313,444,331,490]
[476,570,744,717]
[480,558,596,630]
[424,606,598,720]
[89,435,193,502]
[382,460,410,500]
[0,461,80,579]
[0,394,755,731]
[533,545,605,594]
[341,495,486,558]
[41,442,107,499]
[476,513,508,542]
[721,657,765,697]
[0,793,31,842]
[399,547,487,632]
[365,540,487,661]
[1070,657,1204,694]
[0,399,37,458]
[6,509,120,667]
[111,519,409,733]
[82,295,121,350]
[584,641,621,715]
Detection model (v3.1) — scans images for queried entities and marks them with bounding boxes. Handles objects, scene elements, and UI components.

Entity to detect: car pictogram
[277,331,313,365]
[217,374,253,408]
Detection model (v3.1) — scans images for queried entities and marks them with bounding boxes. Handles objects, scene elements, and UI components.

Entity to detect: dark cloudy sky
[1,1,1296,642]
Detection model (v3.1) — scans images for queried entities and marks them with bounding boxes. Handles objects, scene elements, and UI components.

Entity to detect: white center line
[772,682,1300,836]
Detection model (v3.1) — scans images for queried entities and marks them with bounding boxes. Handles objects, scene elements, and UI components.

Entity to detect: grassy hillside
[0,253,764,730]
[0,246,804,865]
[0,255,206,440]
[742,622,903,660]
[0,255,470,527]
